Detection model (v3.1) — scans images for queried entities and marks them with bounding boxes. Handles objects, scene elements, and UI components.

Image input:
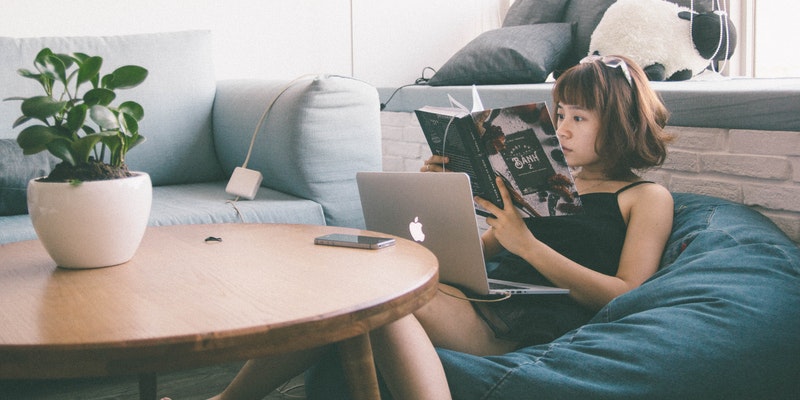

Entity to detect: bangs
[553,64,605,111]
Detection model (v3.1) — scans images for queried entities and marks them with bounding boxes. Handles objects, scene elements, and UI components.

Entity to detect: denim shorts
[475,251,594,346]
[473,294,593,346]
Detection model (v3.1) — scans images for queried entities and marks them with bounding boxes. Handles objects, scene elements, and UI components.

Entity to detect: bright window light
[753,1,800,77]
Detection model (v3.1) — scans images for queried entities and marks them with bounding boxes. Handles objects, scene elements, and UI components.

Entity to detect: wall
[0,0,507,87]
[0,0,352,81]
[351,0,507,86]
[381,111,800,243]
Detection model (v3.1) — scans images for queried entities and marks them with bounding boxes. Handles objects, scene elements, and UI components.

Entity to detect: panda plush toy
[589,0,736,81]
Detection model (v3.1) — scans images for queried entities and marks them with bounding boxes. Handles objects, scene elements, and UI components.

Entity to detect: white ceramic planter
[27,172,152,269]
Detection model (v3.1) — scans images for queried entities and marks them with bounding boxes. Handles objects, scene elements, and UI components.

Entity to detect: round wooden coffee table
[0,223,439,400]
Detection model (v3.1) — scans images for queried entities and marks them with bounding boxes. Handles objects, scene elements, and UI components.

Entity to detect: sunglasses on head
[580,55,633,87]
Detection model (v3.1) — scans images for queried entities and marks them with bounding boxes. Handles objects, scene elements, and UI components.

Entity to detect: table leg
[138,372,157,400]
[337,333,381,400]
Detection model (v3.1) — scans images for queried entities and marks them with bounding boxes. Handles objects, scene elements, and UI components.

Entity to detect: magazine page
[471,103,582,217]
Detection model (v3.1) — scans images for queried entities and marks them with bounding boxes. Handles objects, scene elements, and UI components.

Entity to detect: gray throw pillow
[0,139,58,216]
[558,0,617,73]
[503,0,570,26]
[428,23,573,86]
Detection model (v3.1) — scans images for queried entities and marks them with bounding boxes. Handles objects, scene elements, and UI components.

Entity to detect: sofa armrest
[213,75,382,228]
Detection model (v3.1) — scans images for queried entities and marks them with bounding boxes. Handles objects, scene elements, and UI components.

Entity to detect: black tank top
[520,181,652,276]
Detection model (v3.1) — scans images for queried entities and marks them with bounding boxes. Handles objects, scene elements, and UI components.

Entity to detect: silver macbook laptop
[357,172,568,296]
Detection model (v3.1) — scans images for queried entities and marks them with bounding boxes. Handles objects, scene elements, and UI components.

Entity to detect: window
[728,0,800,77]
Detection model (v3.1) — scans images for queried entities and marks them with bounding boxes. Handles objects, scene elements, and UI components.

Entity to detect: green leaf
[20,96,67,120]
[11,115,32,129]
[71,134,105,164]
[77,56,102,85]
[100,133,125,166]
[102,132,122,144]
[101,133,122,151]
[16,68,51,92]
[72,52,90,63]
[119,112,139,135]
[33,48,54,68]
[42,124,73,140]
[90,73,100,88]
[83,88,116,106]
[52,53,76,71]
[66,104,88,132]
[129,134,146,150]
[17,125,62,154]
[119,101,144,121]
[46,139,76,166]
[104,65,148,90]
[89,105,119,130]
[100,73,114,89]
[11,48,149,167]
[37,53,68,84]
[16,68,41,80]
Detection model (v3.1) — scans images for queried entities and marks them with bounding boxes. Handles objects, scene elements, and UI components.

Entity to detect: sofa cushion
[502,0,570,27]
[0,214,39,245]
[428,23,572,86]
[212,76,382,229]
[148,182,326,227]
[0,139,58,216]
[0,182,327,245]
[0,31,223,186]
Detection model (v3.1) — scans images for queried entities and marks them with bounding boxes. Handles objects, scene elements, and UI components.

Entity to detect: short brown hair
[552,55,672,179]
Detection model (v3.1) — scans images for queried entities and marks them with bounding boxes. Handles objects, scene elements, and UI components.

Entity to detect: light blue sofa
[0,31,382,244]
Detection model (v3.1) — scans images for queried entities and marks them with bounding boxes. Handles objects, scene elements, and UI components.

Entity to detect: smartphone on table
[314,233,396,250]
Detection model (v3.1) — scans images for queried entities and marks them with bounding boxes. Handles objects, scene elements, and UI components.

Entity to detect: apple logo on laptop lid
[409,217,425,242]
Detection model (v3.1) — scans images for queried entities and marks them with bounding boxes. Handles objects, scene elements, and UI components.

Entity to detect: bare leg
[209,346,328,400]
[369,284,517,400]
[371,314,452,400]
[212,284,512,400]
[416,284,518,356]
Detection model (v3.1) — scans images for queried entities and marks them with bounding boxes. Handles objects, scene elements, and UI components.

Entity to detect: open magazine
[414,87,582,218]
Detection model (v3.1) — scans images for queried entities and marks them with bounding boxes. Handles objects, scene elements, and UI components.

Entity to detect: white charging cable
[240,74,318,169]
[225,74,318,219]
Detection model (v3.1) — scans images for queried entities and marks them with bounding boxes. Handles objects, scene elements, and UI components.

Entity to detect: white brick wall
[380,111,800,243]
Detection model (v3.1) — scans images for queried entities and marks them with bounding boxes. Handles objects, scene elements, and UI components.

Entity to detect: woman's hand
[474,176,538,257]
[420,155,449,173]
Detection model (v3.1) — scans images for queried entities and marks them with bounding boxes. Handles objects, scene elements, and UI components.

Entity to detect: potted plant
[4,48,152,269]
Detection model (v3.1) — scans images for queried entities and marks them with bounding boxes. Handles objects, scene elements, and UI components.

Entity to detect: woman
[210,55,675,400]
